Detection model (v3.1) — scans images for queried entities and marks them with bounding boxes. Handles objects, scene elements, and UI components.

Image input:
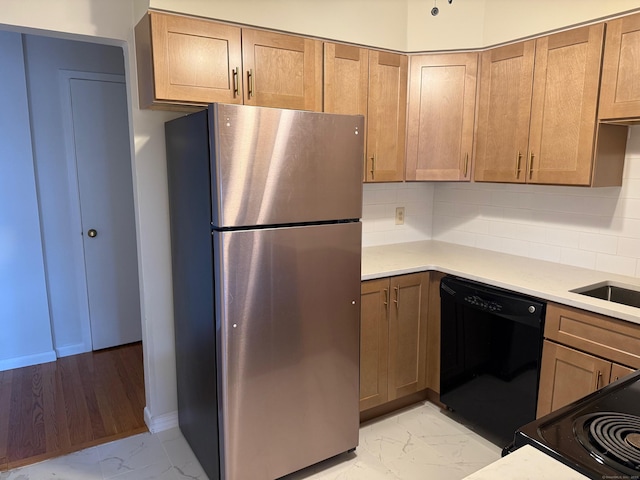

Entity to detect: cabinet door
[600,12,640,120]
[537,341,611,418]
[610,363,635,383]
[528,24,604,185]
[324,43,369,181]
[406,53,477,181]
[366,50,408,182]
[474,41,535,183]
[426,271,446,393]
[241,29,322,111]
[323,43,369,117]
[138,12,243,107]
[360,279,390,411]
[388,272,429,401]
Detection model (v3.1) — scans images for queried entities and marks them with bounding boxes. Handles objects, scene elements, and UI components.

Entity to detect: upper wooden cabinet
[474,41,535,183]
[475,25,628,186]
[405,53,478,181]
[135,11,322,111]
[323,44,369,181]
[366,51,408,182]
[241,29,322,111]
[529,26,606,185]
[600,12,640,121]
[323,43,369,118]
[324,45,407,182]
[136,11,243,108]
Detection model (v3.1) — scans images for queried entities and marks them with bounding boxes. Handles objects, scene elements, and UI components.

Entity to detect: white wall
[150,0,409,51]
[481,0,640,47]
[406,0,486,52]
[0,31,55,370]
[406,0,640,51]
[433,127,640,277]
[23,35,127,355]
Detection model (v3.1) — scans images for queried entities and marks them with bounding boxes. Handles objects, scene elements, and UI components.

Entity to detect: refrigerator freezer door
[214,222,361,480]
[209,103,364,228]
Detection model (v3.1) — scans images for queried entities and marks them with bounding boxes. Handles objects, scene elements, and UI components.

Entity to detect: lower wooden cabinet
[537,302,640,417]
[360,278,390,410]
[537,340,612,417]
[611,362,636,382]
[359,272,429,411]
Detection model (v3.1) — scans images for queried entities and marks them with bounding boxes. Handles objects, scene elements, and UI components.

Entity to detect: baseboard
[360,390,429,423]
[0,349,57,372]
[55,342,90,358]
[144,406,179,434]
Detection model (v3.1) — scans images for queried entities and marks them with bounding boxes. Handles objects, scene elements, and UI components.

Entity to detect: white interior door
[67,76,141,350]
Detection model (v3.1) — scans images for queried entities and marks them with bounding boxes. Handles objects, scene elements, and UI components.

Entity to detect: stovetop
[512,370,640,480]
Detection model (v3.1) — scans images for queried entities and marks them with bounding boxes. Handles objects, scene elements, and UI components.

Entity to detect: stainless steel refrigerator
[165,103,363,480]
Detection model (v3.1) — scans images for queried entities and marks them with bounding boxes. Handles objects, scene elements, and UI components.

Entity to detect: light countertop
[462,445,590,480]
[362,240,640,325]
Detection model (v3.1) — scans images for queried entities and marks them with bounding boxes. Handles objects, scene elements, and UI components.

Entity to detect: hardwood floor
[0,342,147,471]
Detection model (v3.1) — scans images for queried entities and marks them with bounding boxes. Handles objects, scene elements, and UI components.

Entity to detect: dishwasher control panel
[464,294,503,313]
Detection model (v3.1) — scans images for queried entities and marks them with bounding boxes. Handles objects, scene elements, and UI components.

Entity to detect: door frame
[58,69,129,356]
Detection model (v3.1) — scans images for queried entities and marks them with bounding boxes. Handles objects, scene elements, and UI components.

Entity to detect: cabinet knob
[87,229,98,238]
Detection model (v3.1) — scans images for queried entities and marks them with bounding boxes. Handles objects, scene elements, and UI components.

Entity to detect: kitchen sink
[571,281,640,309]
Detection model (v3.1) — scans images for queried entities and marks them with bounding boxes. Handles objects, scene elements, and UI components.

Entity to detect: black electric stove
[509,369,640,479]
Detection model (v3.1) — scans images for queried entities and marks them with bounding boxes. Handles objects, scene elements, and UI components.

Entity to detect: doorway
[0,31,146,468]
[59,71,142,351]
[20,33,141,357]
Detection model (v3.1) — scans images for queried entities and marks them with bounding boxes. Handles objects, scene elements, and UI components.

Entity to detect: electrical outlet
[395,207,405,225]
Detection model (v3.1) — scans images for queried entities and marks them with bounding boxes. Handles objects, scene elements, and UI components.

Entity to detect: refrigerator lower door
[214,222,361,480]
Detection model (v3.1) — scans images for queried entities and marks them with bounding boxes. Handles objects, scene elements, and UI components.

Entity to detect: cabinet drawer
[545,303,640,369]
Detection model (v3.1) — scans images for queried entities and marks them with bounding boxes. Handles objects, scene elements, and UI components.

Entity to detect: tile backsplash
[432,126,640,277]
[362,182,434,247]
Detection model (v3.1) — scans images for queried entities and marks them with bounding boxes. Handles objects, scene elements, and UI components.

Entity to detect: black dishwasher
[440,276,546,448]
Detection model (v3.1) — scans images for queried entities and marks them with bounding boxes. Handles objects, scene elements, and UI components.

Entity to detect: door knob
[87,229,98,238]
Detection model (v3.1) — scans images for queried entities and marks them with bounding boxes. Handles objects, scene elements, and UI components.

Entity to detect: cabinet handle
[515,151,522,178]
[529,151,535,179]
[463,153,469,178]
[594,370,602,390]
[232,67,239,97]
[247,69,254,99]
[370,156,375,180]
[383,288,389,309]
[393,286,399,311]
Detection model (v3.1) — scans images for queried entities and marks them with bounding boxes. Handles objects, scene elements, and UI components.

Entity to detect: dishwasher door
[439,276,546,448]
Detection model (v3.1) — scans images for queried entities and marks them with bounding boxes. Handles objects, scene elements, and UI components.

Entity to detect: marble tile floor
[0,401,501,480]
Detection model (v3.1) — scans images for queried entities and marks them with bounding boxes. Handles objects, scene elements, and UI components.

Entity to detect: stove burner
[628,433,640,450]
[574,412,640,476]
